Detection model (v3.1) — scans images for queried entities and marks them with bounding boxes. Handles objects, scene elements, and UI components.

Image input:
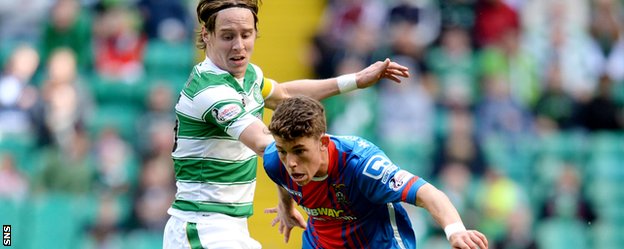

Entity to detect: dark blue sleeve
[353,150,427,205]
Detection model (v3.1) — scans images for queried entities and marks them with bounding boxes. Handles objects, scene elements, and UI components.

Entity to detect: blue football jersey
[263,135,428,249]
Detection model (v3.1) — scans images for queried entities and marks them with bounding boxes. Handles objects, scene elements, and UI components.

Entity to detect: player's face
[205,8,256,79]
[275,135,329,186]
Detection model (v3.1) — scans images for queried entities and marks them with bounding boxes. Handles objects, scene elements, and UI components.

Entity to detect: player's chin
[291,174,308,186]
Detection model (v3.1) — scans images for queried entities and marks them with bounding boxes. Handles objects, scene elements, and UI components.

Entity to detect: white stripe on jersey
[197,56,229,75]
[387,203,407,249]
[176,85,241,120]
[173,137,256,161]
[175,181,256,204]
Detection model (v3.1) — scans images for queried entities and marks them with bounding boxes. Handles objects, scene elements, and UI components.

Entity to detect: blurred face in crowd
[204,7,256,79]
[275,135,329,186]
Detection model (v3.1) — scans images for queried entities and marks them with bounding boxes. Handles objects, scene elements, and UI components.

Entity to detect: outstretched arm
[264,186,307,243]
[264,58,409,109]
[416,183,489,249]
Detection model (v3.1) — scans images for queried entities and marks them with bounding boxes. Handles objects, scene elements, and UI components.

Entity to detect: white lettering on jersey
[363,155,397,180]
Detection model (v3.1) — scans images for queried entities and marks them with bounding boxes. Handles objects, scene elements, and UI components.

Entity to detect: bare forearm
[277,185,297,210]
[264,78,340,109]
[416,184,462,228]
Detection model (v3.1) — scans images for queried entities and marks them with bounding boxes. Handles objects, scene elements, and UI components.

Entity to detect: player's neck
[312,149,330,181]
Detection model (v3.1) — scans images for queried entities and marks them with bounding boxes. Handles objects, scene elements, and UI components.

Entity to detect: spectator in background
[523,1,603,103]
[494,206,537,249]
[130,156,175,232]
[40,48,93,149]
[135,83,176,158]
[81,193,126,249]
[34,127,95,195]
[577,74,624,131]
[386,0,441,50]
[478,27,540,109]
[589,0,624,83]
[0,45,41,137]
[475,75,534,144]
[432,108,486,178]
[539,163,597,223]
[93,127,139,195]
[0,153,29,202]
[376,56,435,174]
[438,0,477,31]
[137,0,193,41]
[93,6,147,83]
[0,0,49,45]
[474,168,528,242]
[533,63,578,133]
[426,26,479,108]
[40,0,93,72]
[473,0,519,48]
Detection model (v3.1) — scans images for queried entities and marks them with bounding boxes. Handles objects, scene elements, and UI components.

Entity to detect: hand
[449,230,489,249]
[264,205,307,243]
[356,58,410,88]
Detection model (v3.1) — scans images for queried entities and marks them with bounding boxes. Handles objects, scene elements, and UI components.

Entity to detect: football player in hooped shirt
[263,96,489,249]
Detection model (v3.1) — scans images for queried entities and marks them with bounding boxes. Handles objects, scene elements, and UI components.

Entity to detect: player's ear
[201,26,210,43]
[320,135,330,151]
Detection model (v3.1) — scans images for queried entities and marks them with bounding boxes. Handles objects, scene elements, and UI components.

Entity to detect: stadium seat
[143,39,194,80]
[536,218,589,249]
[26,194,86,249]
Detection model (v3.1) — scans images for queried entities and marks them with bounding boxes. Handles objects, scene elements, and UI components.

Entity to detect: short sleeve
[193,85,257,139]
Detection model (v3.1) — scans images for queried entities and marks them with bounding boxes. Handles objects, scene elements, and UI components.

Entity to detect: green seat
[26,194,85,249]
[88,74,149,107]
[143,39,194,78]
[536,218,588,249]
[538,131,587,164]
[123,230,164,249]
[86,103,142,142]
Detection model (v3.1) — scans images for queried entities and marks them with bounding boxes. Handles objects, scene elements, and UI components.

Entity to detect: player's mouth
[291,173,306,182]
[230,56,246,65]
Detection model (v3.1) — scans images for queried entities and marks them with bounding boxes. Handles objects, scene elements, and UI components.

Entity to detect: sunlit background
[1,0,623,248]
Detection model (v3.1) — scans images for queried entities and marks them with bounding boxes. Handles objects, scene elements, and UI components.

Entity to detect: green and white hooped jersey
[169,57,274,220]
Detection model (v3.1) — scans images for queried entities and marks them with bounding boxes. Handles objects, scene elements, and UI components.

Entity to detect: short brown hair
[269,96,327,141]
[195,0,261,50]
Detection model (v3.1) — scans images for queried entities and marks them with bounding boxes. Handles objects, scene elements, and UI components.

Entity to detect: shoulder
[331,135,380,158]
[262,141,280,170]
[249,63,264,79]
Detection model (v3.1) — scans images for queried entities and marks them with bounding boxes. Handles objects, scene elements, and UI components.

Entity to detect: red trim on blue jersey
[401,176,419,202]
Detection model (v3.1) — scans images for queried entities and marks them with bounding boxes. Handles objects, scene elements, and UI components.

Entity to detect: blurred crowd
[0,0,623,249]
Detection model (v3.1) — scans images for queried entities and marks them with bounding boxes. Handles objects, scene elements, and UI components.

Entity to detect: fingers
[264,207,277,214]
[471,231,488,249]
[270,216,279,227]
[387,61,409,71]
[383,73,402,83]
[385,68,409,78]
[452,231,488,249]
[283,226,292,243]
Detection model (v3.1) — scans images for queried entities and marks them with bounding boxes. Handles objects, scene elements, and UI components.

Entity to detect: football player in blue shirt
[263,95,488,249]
